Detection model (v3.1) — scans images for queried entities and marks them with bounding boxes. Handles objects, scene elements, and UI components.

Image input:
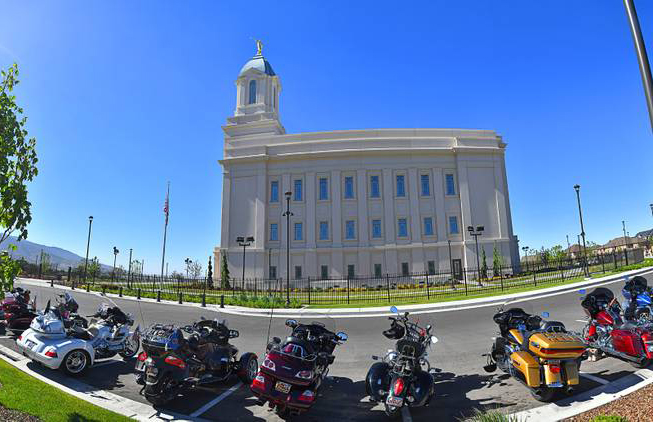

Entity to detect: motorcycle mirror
[390,306,398,314]
[200,316,206,320]
[426,324,432,331]
[285,319,298,328]
[229,330,239,338]
[542,311,550,318]
[431,336,439,344]
[272,336,281,343]
[336,332,348,342]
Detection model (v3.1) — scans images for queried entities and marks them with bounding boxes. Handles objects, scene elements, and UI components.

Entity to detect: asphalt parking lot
[2,274,650,421]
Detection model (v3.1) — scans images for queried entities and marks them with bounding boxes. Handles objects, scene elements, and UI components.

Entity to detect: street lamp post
[236,236,255,285]
[283,191,294,305]
[83,216,93,284]
[623,220,629,266]
[184,258,191,279]
[650,203,653,217]
[112,247,119,282]
[573,185,589,277]
[522,246,530,272]
[467,225,485,284]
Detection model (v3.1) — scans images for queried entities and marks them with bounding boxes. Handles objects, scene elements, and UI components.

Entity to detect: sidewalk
[17,266,653,319]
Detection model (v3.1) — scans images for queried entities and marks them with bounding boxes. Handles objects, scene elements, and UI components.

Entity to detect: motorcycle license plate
[386,396,403,407]
[275,381,291,394]
[25,340,37,350]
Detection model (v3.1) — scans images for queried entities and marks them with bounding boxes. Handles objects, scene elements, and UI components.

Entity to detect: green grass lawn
[0,358,133,422]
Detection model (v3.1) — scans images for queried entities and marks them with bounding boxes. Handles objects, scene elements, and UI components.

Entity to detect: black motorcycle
[365,306,439,418]
[135,318,258,406]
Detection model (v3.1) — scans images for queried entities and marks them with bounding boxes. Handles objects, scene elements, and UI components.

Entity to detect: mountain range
[0,236,112,272]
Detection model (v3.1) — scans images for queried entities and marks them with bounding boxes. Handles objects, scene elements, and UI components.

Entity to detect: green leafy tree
[0,246,21,291]
[1,63,39,245]
[492,243,503,277]
[550,245,566,263]
[39,251,52,274]
[220,252,231,289]
[480,248,488,281]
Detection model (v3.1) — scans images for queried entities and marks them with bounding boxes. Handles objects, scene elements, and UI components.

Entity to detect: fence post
[601,253,606,273]
[499,268,504,291]
[202,292,206,307]
[613,251,618,270]
[426,273,430,299]
[220,294,225,308]
[137,288,141,300]
[50,279,54,288]
[533,269,537,286]
[254,278,258,297]
[463,268,468,296]
[67,267,72,285]
[386,274,391,303]
[559,260,565,282]
[86,281,90,292]
[119,286,123,297]
[178,292,182,304]
[307,277,311,305]
[157,290,161,302]
[102,285,106,295]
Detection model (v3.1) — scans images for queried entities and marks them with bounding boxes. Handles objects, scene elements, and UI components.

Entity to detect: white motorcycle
[17,299,140,376]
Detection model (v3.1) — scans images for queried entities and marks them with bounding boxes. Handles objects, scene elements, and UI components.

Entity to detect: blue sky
[1,1,653,273]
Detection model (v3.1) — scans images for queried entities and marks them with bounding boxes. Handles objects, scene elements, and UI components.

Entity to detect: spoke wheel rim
[247,358,258,380]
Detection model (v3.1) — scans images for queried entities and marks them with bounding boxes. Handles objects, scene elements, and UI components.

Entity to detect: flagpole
[161,182,170,280]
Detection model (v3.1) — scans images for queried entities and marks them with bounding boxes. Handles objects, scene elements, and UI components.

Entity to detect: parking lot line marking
[189,381,243,418]
[401,406,412,422]
[580,372,610,385]
[0,336,13,339]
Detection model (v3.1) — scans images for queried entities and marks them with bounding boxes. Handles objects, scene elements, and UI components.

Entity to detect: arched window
[248,80,257,104]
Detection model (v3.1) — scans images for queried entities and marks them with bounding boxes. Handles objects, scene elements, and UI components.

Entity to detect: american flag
[163,188,169,225]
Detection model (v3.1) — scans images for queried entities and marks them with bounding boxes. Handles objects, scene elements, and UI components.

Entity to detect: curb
[512,368,653,421]
[0,344,207,422]
[17,266,653,319]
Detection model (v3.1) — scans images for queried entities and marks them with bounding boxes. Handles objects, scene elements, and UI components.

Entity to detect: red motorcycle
[581,287,653,368]
[250,319,347,419]
[2,288,37,334]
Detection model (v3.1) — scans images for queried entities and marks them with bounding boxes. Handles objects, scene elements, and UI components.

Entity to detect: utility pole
[574,185,589,277]
[83,216,93,283]
[623,220,630,266]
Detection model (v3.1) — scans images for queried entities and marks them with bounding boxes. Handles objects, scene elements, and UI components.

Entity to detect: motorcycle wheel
[237,353,258,384]
[630,358,652,369]
[120,336,140,360]
[144,375,177,406]
[61,349,90,376]
[530,387,558,402]
[383,403,402,419]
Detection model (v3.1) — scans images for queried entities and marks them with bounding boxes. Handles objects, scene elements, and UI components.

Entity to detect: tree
[130,260,143,275]
[188,260,202,278]
[492,243,503,277]
[550,245,566,263]
[480,248,488,281]
[220,252,231,289]
[0,64,39,245]
[0,247,20,291]
[207,257,213,288]
[39,251,52,274]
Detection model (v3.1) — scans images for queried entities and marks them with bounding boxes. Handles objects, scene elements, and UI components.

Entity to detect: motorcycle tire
[237,353,258,384]
[530,387,558,402]
[120,337,140,360]
[144,375,177,406]
[383,403,402,419]
[630,358,652,369]
[61,349,90,376]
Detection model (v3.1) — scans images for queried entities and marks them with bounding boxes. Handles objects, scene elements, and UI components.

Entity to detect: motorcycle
[2,288,37,333]
[1,287,32,320]
[365,306,439,418]
[581,287,653,368]
[621,276,653,323]
[250,319,348,419]
[17,299,140,376]
[483,304,586,402]
[135,318,258,406]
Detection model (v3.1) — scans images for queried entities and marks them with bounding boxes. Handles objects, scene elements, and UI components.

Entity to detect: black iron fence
[42,249,647,306]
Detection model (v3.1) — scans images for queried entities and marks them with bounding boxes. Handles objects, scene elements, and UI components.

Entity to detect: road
[1,272,649,421]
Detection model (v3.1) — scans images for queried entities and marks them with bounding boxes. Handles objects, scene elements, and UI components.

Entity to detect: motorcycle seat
[541,321,566,333]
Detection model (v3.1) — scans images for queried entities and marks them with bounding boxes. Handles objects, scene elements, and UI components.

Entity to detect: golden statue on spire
[256,39,263,55]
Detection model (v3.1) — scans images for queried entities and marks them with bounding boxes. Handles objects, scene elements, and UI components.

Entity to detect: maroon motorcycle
[581,287,653,368]
[1,288,37,334]
[250,319,347,419]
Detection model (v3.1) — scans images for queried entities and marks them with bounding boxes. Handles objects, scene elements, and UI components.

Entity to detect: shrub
[463,409,522,422]
[590,416,628,422]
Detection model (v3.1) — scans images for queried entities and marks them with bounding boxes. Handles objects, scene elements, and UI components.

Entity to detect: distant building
[566,244,583,259]
[214,45,520,281]
[602,236,649,253]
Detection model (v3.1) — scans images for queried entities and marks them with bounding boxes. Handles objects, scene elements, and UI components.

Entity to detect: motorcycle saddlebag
[409,370,434,407]
[527,332,586,359]
[612,329,645,357]
[510,351,540,388]
[365,362,391,402]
